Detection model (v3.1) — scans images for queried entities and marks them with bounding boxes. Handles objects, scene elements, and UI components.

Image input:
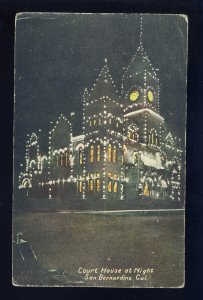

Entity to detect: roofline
[71,134,85,142]
[124,108,164,121]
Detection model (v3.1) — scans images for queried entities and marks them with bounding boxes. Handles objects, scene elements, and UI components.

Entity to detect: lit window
[114,181,118,193]
[97,145,100,162]
[99,119,101,125]
[109,119,111,124]
[148,134,151,144]
[65,151,69,167]
[128,131,131,139]
[94,119,97,125]
[79,181,83,193]
[113,146,117,163]
[116,122,119,127]
[90,120,92,127]
[152,133,154,144]
[149,130,158,145]
[108,181,112,192]
[108,144,112,162]
[96,179,100,192]
[60,153,63,167]
[89,179,94,192]
[79,147,83,165]
[90,145,94,163]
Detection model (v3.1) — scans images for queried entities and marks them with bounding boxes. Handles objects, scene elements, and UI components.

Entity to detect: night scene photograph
[13,13,187,287]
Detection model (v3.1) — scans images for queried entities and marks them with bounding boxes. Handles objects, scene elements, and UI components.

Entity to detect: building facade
[18,38,183,209]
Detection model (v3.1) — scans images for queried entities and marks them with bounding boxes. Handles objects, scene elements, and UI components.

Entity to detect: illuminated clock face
[130,90,139,101]
[147,90,154,102]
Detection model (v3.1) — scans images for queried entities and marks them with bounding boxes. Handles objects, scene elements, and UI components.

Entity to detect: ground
[13,210,184,288]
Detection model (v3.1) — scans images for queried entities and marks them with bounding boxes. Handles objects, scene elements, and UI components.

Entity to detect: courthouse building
[18,34,183,209]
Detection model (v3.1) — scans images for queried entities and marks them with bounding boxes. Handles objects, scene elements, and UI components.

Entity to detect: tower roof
[121,44,158,95]
[88,58,119,101]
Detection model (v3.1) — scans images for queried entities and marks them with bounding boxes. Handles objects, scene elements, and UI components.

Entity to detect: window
[60,153,63,167]
[90,120,92,127]
[96,179,100,192]
[116,122,119,128]
[108,144,112,162]
[113,145,117,163]
[90,145,94,163]
[97,145,101,162]
[108,181,112,192]
[79,147,83,165]
[99,119,101,125]
[109,118,112,124]
[89,179,94,192]
[114,181,118,193]
[65,151,69,167]
[152,133,154,144]
[155,137,158,146]
[149,129,158,146]
[133,152,138,164]
[79,181,83,193]
[108,172,112,192]
[94,119,97,125]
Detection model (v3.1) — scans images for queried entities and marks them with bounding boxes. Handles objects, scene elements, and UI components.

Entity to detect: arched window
[79,147,83,165]
[97,145,100,162]
[113,145,117,163]
[116,122,119,128]
[90,145,94,163]
[108,181,112,192]
[114,181,118,193]
[108,144,112,162]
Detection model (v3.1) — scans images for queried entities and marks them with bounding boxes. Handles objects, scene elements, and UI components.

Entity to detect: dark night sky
[14,13,187,174]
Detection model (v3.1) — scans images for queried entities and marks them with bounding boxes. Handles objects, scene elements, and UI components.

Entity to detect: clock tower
[121,17,163,145]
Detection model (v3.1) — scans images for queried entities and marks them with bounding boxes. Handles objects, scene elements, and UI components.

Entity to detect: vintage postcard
[13,13,187,287]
